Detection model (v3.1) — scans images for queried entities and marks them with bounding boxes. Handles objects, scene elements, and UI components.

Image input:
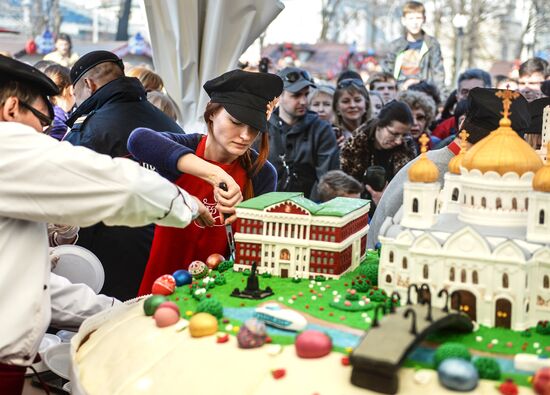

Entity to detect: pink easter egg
[154,307,180,328]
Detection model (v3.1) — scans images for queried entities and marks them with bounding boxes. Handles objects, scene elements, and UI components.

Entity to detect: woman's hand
[365,182,388,206]
[337,134,347,150]
[192,196,215,227]
[215,174,243,225]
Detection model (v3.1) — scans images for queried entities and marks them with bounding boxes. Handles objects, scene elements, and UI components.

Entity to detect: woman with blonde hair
[127,66,164,92]
[147,91,181,122]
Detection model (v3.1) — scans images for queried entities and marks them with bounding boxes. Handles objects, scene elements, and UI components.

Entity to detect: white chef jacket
[0,122,198,366]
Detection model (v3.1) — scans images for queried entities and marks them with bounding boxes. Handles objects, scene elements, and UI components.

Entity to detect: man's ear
[84,78,98,94]
[1,97,20,122]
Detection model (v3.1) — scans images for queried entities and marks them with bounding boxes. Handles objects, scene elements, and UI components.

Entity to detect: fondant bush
[474,357,501,380]
[536,320,550,335]
[261,272,272,279]
[291,275,301,283]
[345,290,360,301]
[196,298,224,319]
[214,274,226,286]
[351,275,372,293]
[358,263,378,286]
[434,343,471,367]
[243,269,251,276]
[367,287,387,303]
[217,260,233,273]
[315,275,326,282]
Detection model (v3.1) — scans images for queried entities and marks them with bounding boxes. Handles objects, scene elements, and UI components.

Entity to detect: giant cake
[70,95,549,395]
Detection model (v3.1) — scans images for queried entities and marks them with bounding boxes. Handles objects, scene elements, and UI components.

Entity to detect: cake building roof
[533,142,550,192]
[408,134,439,182]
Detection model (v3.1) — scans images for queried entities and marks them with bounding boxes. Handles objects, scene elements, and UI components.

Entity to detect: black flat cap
[204,69,283,132]
[0,55,58,96]
[278,67,316,93]
[462,87,530,144]
[527,97,550,135]
[70,50,124,85]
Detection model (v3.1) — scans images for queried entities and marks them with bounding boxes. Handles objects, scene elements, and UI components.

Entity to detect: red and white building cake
[233,192,370,279]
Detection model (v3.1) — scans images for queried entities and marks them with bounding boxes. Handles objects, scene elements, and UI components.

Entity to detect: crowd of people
[2,1,550,393]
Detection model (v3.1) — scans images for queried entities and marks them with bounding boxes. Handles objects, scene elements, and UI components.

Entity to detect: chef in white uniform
[0,54,214,394]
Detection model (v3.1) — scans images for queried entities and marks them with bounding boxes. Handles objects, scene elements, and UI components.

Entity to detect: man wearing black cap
[63,50,185,301]
[0,55,212,394]
[265,66,339,199]
[367,87,531,248]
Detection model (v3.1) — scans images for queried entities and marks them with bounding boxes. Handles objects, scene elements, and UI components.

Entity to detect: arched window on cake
[470,196,474,206]
[412,198,419,213]
[461,269,466,283]
[423,264,429,279]
[512,198,517,210]
[472,270,478,284]
[449,267,455,281]
[525,198,529,210]
[544,275,549,289]
[540,210,545,225]
[434,200,438,213]
[502,273,509,288]
[496,197,502,209]
[402,257,408,269]
[389,251,394,263]
[386,274,392,284]
[452,188,459,201]
[481,197,486,208]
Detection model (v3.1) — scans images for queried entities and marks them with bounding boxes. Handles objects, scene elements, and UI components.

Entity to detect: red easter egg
[295,330,332,358]
[154,307,180,328]
[206,253,225,270]
[151,274,176,295]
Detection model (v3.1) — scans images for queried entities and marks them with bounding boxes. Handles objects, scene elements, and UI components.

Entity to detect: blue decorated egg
[438,358,479,391]
[173,269,193,286]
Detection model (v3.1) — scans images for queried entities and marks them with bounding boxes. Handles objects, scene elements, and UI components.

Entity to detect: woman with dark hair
[43,33,79,67]
[341,100,416,207]
[127,69,282,295]
[43,64,75,140]
[332,78,372,146]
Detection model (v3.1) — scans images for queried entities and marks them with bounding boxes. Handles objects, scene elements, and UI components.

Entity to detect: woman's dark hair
[453,99,469,129]
[408,80,441,107]
[441,89,458,120]
[56,33,72,50]
[203,102,269,200]
[378,100,414,127]
[43,64,71,106]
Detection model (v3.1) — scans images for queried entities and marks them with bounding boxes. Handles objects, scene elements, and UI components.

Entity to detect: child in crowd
[317,170,364,202]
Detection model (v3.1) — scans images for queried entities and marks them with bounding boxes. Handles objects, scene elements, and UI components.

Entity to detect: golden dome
[533,143,550,192]
[462,118,542,175]
[409,134,439,183]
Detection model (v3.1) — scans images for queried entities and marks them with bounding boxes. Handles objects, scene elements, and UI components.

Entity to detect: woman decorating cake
[128,69,282,296]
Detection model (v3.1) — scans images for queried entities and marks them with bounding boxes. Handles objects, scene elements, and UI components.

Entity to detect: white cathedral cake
[378,92,550,330]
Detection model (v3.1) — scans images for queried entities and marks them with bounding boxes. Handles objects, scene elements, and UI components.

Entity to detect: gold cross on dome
[418,133,430,154]
[495,90,520,119]
[458,129,469,152]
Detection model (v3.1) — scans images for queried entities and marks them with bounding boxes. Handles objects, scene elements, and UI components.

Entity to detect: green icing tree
[434,342,471,367]
[351,276,372,293]
[214,274,226,286]
[196,298,224,319]
[359,263,379,286]
[474,357,501,380]
[217,260,234,273]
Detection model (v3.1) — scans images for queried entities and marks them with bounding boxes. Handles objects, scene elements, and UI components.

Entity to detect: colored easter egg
[237,319,267,349]
[154,307,180,328]
[188,261,209,279]
[158,301,180,316]
[206,253,225,270]
[188,312,218,337]
[143,295,168,316]
[438,358,479,392]
[151,274,176,295]
[173,269,193,286]
[295,330,332,358]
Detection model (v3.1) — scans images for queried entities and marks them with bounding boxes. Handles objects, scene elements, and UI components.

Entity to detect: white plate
[51,245,104,293]
[43,343,71,380]
[26,334,62,375]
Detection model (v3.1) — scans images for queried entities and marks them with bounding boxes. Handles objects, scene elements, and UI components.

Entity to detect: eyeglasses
[283,70,313,83]
[19,100,53,129]
[337,78,364,89]
[383,126,407,141]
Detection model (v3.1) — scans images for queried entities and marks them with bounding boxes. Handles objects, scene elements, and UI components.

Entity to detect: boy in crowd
[384,1,445,90]
[317,170,364,202]
[518,57,548,102]
[367,72,398,104]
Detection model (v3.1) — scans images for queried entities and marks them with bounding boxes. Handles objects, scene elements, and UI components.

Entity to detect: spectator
[518,57,548,102]
[308,85,336,123]
[64,51,185,301]
[408,80,441,109]
[367,72,398,103]
[265,67,340,199]
[43,33,79,68]
[433,98,468,149]
[432,68,491,140]
[397,90,436,153]
[367,88,530,248]
[127,66,164,92]
[0,55,211,394]
[318,170,363,202]
[147,90,181,122]
[384,1,445,90]
[369,90,384,118]
[43,64,74,140]
[333,76,372,146]
[33,59,56,72]
[341,100,416,209]
[495,74,518,90]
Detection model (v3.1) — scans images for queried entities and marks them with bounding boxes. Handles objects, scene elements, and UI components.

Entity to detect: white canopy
[143,0,284,132]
